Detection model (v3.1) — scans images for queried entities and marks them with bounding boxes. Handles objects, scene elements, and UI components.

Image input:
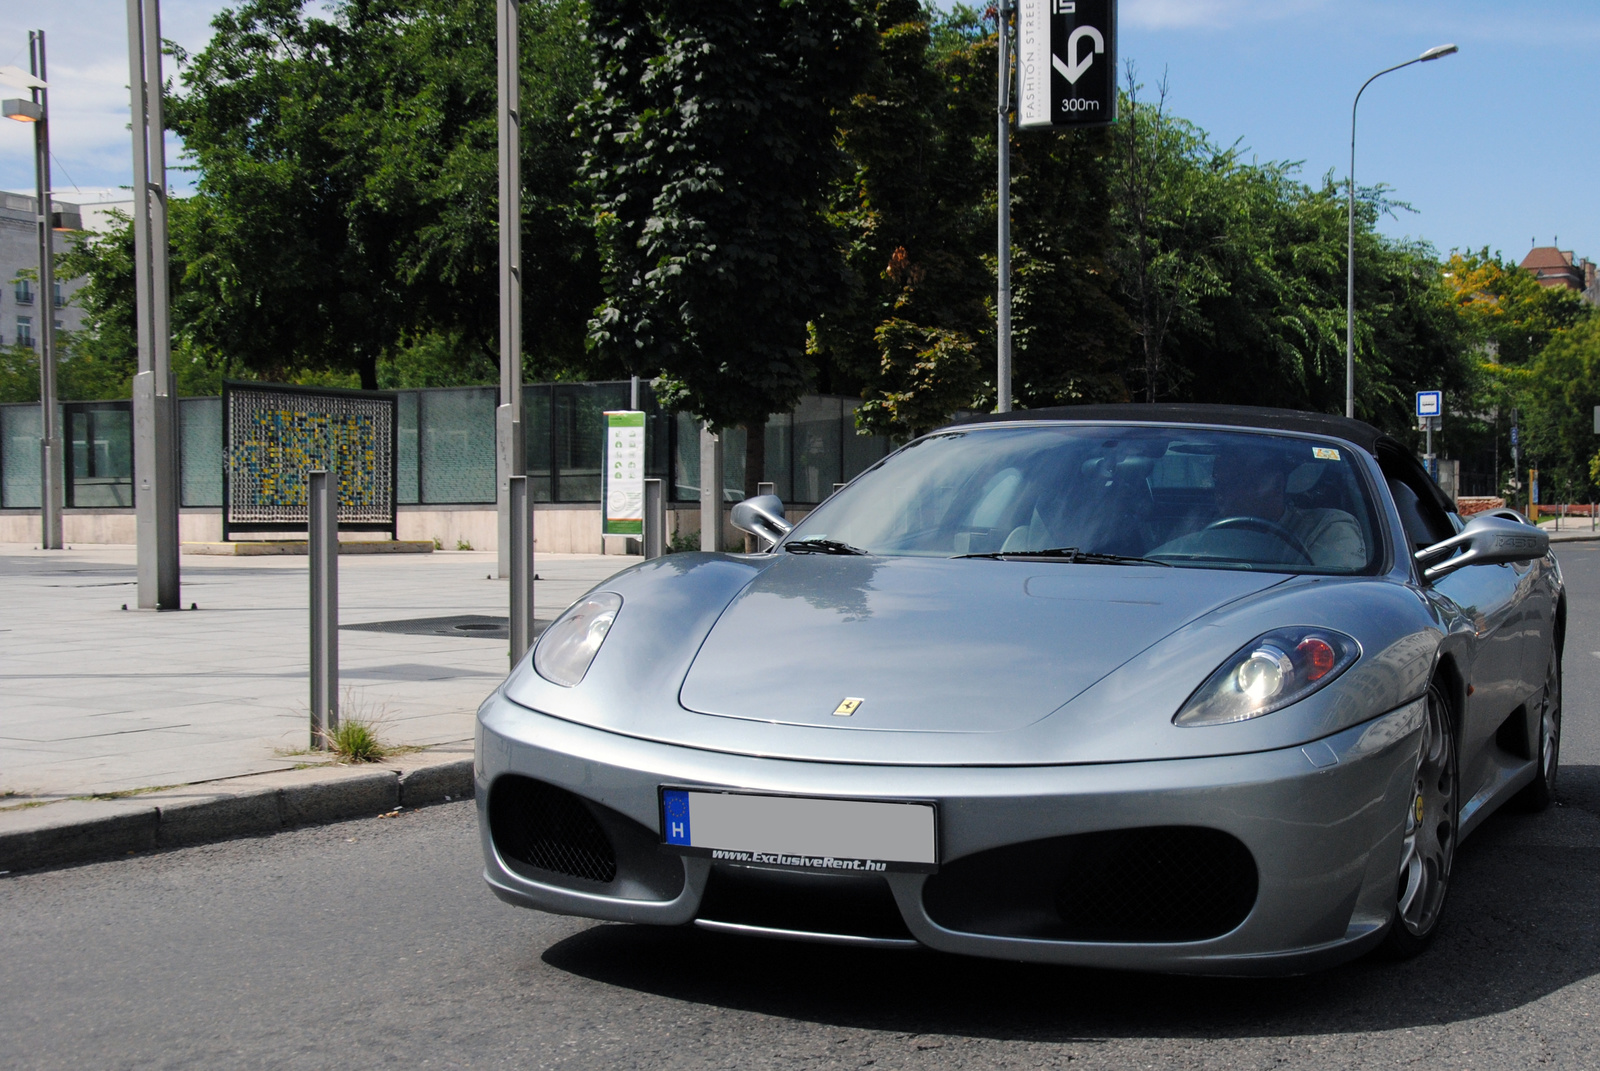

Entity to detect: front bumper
[476,693,1425,975]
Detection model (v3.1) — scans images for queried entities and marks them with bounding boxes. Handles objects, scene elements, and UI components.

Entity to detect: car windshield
[784,424,1383,574]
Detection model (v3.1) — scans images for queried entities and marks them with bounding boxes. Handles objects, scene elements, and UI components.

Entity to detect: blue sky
[1111,0,1599,263]
[3,0,1597,264]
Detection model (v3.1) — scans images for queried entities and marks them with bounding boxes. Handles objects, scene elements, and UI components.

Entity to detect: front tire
[1515,650,1562,811]
[1379,681,1458,960]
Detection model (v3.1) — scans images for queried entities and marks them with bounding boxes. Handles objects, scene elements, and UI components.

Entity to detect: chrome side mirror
[1415,513,1549,581]
[730,494,792,548]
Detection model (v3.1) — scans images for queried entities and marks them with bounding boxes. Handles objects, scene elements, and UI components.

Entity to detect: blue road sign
[1416,391,1442,418]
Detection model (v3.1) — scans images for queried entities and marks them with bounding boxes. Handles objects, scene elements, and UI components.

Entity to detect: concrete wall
[1,502,814,553]
[1,506,692,553]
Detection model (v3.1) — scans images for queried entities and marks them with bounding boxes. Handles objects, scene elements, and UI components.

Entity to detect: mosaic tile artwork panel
[226,387,395,526]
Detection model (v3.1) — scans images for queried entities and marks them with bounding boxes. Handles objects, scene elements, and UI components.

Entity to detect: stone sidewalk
[0,544,636,803]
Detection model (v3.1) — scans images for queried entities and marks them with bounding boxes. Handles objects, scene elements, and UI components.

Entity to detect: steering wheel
[1203,516,1313,564]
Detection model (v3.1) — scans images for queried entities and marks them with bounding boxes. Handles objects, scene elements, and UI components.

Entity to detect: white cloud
[0,1,232,194]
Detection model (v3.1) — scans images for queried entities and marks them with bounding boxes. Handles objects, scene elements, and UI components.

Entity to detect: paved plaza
[0,545,635,801]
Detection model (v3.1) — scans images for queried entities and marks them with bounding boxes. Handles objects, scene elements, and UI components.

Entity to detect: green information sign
[603,410,645,536]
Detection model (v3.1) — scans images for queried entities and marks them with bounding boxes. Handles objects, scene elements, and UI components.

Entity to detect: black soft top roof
[947,402,1457,515]
[951,403,1384,454]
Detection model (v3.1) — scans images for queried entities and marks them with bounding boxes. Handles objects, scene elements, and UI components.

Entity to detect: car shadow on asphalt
[541,765,1600,1042]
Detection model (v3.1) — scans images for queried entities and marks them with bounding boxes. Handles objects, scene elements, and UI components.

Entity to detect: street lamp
[3,34,64,550]
[1346,43,1458,419]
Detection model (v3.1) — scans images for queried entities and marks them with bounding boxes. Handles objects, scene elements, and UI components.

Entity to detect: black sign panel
[1017,0,1118,129]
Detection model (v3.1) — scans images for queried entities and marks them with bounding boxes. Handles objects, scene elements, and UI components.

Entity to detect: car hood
[500,553,1435,765]
[678,554,1284,733]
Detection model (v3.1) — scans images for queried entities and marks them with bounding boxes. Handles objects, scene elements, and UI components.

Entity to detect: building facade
[1519,244,1598,304]
[0,191,85,349]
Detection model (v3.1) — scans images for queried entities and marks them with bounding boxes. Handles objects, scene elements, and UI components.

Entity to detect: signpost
[996,0,1117,413]
[603,410,645,538]
[1415,390,1441,480]
[1509,408,1521,513]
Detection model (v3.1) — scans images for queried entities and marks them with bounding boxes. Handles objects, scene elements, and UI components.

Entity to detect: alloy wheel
[1396,684,1456,938]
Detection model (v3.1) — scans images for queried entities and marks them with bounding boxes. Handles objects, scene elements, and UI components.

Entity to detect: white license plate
[659,788,938,873]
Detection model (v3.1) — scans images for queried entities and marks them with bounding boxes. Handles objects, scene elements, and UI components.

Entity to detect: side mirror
[730,494,792,549]
[1415,513,1549,581]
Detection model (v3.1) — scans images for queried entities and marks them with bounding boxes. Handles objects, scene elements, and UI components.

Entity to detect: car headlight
[533,592,622,687]
[1174,627,1359,727]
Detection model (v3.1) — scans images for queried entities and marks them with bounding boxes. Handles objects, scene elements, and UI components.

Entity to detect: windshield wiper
[952,546,1171,566]
[784,538,870,556]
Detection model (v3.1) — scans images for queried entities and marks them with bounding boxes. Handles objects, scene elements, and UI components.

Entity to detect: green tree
[812,1,992,438]
[165,0,594,389]
[579,0,876,436]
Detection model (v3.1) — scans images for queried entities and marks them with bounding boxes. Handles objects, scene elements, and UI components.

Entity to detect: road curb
[0,747,475,874]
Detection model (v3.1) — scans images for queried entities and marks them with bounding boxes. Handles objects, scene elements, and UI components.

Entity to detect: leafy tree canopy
[580,0,876,430]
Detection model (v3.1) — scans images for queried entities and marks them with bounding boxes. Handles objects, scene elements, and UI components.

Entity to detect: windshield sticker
[1313,447,1341,461]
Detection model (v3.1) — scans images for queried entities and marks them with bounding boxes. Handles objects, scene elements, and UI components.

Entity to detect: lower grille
[698,864,914,942]
[1054,827,1258,942]
[489,775,617,884]
[923,826,1258,943]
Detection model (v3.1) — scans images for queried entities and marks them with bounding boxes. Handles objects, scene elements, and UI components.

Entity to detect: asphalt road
[7,547,1600,1070]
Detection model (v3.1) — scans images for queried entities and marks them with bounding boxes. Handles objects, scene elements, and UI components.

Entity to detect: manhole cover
[341,614,546,640]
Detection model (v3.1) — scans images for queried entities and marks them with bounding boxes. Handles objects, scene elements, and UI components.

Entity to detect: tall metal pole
[495,0,526,588]
[28,31,62,550]
[995,0,1013,414]
[127,0,180,608]
[1347,45,1457,420]
[308,470,339,749]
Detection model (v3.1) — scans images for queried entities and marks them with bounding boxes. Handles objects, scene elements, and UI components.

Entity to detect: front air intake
[489,775,617,885]
[1052,826,1258,942]
[923,826,1258,943]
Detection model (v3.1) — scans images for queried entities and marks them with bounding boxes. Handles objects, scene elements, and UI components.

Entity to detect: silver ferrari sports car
[476,404,1563,974]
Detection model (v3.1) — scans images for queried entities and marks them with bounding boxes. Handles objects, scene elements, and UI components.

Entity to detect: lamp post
[3,33,64,550]
[1346,43,1457,419]
[127,0,181,610]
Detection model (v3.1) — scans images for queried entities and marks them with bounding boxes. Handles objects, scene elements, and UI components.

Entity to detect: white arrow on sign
[1052,25,1104,85]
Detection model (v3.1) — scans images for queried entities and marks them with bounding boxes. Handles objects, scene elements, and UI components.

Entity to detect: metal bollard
[309,470,339,749]
[509,475,534,666]
[644,478,665,559]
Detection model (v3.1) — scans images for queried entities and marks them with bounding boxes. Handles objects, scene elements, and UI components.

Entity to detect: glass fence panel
[764,412,793,502]
[523,383,553,502]
[793,395,843,503]
[674,411,699,502]
[66,403,134,508]
[842,400,891,482]
[640,381,673,487]
[419,387,496,503]
[180,397,223,507]
[721,425,747,501]
[552,382,629,501]
[1,403,42,508]
[396,392,419,504]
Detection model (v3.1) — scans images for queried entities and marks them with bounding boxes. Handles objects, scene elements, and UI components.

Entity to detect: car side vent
[923,826,1257,943]
[489,775,617,885]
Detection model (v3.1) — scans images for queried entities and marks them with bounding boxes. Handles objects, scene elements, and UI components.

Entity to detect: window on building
[17,316,33,347]
[55,319,64,332]
[14,280,32,304]
[53,282,64,308]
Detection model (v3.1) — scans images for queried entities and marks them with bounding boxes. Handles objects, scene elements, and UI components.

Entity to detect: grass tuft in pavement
[322,719,388,763]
